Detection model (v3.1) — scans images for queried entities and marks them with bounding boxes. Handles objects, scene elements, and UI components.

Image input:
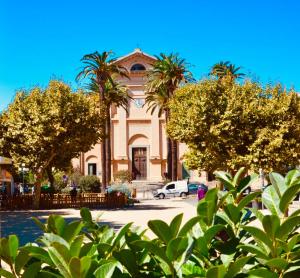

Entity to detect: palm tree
[87,78,131,185]
[145,53,193,181]
[210,61,245,80]
[76,51,129,190]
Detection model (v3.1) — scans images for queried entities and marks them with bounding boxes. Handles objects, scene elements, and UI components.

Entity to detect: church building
[73,49,200,183]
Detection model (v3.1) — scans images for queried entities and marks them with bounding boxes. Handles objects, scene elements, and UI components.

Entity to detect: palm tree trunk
[105,106,111,185]
[165,109,172,180]
[101,138,107,192]
[171,139,178,181]
[167,137,172,180]
[99,82,107,192]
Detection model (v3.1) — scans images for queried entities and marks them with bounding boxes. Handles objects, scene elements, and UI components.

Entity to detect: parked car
[153,180,188,199]
[187,183,207,194]
[153,181,209,199]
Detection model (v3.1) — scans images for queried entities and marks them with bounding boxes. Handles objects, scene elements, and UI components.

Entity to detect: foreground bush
[1,168,300,277]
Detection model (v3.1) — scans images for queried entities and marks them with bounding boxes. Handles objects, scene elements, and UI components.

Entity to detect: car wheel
[158,193,165,199]
[180,192,187,198]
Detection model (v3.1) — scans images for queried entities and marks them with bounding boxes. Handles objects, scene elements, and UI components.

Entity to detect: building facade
[73,49,200,183]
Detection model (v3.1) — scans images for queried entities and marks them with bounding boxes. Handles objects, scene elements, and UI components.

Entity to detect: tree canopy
[167,78,300,173]
[0,80,104,204]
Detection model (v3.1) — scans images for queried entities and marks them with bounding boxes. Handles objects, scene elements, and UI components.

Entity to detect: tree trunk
[101,139,107,192]
[165,109,172,180]
[105,106,111,185]
[33,171,43,209]
[46,166,54,189]
[99,81,107,192]
[171,140,178,181]
[167,137,172,180]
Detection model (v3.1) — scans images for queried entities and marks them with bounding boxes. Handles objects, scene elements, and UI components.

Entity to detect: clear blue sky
[1,0,300,111]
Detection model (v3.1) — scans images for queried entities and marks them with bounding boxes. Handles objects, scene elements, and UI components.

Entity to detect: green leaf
[279,184,300,214]
[204,224,225,243]
[237,173,258,194]
[32,217,47,232]
[113,249,139,276]
[40,233,70,248]
[23,245,54,266]
[70,235,84,257]
[169,213,183,238]
[238,244,269,260]
[224,256,251,278]
[47,215,66,235]
[15,248,30,274]
[197,188,218,226]
[148,220,172,244]
[206,265,226,278]
[289,208,300,217]
[214,171,234,191]
[262,185,281,216]
[48,242,72,278]
[287,234,300,251]
[265,258,288,270]
[0,269,15,278]
[276,216,300,240]
[284,169,300,187]
[166,236,188,261]
[251,208,264,223]
[233,167,246,186]
[62,221,84,243]
[94,260,118,278]
[69,256,91,278]
[242,226,273,251]
[178,216,200,236]
[182,262,205,276]
[22,262,42,278]
[237,191,261,211]
[80,207,92,223]
[248,268,279,278]
[262,215,280,239]
[8,235,18,261]
[133,240,172,268]
[224,204,241,224]
[269,172,285,197]
[111,222,132,248]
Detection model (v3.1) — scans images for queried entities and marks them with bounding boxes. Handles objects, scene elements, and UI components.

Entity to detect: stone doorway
[132,147,147,180]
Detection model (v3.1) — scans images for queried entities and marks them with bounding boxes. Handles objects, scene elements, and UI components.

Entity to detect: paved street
[0,196,199,245]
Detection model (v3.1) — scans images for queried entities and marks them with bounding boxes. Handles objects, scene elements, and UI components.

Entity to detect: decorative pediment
[113,49,156,73]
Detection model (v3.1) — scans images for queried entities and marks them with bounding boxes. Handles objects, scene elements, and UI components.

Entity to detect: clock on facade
[133,98,145,108]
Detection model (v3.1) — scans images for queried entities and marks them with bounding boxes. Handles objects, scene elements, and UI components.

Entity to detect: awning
[0,156,12,165]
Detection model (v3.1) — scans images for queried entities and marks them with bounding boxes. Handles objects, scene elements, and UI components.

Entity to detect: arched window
[130,63,146,71]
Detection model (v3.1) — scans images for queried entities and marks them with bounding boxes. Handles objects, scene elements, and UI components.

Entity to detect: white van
[153,180,188,199]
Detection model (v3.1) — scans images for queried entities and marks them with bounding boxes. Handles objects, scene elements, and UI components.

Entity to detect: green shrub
[114,169,132,183]
[2,168,300,277]
[79,175,101,192]
[53,171,68,191]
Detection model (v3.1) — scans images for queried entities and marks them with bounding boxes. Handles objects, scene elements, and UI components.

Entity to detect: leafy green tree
[167,79,300,174]
[0,80,104,208]
[145,53,193,180]
[210,61,245,81]
[76,51,129,189]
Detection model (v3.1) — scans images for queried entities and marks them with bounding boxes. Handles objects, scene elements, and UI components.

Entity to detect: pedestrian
[197,183,208,201]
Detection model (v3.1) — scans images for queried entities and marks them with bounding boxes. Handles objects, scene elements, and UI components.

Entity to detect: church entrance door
[132,147,147,180]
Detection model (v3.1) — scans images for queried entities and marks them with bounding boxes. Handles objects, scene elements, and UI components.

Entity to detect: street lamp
[21,163,25,186]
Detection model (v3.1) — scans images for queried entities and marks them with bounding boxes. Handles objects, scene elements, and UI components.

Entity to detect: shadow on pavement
[0,210,123,246]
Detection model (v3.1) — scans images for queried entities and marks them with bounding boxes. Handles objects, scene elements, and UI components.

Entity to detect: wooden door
[132,148,147,180]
